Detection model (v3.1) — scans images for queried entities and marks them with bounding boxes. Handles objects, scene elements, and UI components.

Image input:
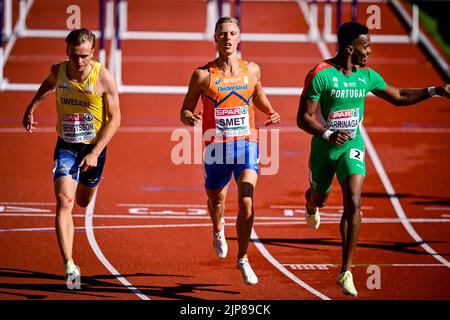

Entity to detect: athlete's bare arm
[22,64,58,132]
[180,65,209,126]
[79,67,121,172]
[297,97,351,146]
[247,62,280,126]
[373,84,450,106]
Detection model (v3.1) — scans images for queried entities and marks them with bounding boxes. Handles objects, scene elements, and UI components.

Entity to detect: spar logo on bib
[61,113,96,143]
[327,108,359,139]
[216,107,244,117]
[215,105,251,137]
[62,113,92,121]
[329,109,359,120]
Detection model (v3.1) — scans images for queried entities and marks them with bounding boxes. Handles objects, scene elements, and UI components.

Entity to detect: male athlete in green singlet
[297,22,450,297]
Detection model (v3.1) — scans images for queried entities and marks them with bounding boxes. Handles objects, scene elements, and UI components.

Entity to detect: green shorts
[308,136,365,193]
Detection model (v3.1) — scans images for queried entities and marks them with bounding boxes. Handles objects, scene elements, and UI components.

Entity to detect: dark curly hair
[337,22,369,50]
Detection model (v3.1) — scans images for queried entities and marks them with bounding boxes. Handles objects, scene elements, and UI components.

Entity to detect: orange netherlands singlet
[201,59,258,145]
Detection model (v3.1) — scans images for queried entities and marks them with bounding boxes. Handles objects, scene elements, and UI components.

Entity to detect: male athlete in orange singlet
[180,17,280,285]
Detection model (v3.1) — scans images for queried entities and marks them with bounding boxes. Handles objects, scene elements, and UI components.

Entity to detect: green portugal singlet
[301,61,387,193]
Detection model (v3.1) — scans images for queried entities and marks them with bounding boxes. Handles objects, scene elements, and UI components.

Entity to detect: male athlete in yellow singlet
[22,28,121,282]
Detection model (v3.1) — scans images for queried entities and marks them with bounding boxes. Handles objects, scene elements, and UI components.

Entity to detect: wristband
[322,130,333,141]
[428,86,437,97]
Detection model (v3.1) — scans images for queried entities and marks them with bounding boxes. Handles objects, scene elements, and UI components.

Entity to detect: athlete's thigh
[54,175,78,202]
[309,139,336,194]
[233,140,259,183]
[204,142,233,189]
[75,183,97,207]
[53,139,81,183]
[78,147,107,188]
[336,145,366,186]
[206,183,229,204]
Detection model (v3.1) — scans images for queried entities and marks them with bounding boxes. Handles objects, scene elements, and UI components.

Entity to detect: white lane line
[117,203,206,207]
[272,205,374,209]
[0,223,213,233]
[361,125,450,268]
[0,202,55,205]
[425,207,450,211]
[0,206,51,213]
[2,212,450,224]
[0,213,301,220]
[380,264,445,267]
[251,228,331,300]
[1,227,56,232]
[283,263,445,269]
[366,127,450,133]
[3,217,450,233]
[84,191,151,300]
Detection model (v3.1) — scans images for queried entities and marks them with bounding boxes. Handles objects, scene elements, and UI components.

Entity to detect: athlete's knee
[343,192,362,216]
[238,182,254,212]
[238,197,253,211]
[56,193,75,209]
[75,185,97,208]
[349,185,362,205]
[208,198,225,213]
[343,175,364,210]
[239,182,254,200]
[76,197,91,208]
[308,188,328,208]
[240,182,254,198]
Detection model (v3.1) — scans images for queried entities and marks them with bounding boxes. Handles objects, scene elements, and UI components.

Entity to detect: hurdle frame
[0,0,447,93]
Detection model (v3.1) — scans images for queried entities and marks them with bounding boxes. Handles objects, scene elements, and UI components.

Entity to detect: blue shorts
[204,140,259,190]
[53,138,107,187]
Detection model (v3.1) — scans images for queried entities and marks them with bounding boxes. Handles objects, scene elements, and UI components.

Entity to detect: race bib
[215,105,251,137]
[349,148,364,162]
[61,113,96,143]
[326,108,359,139]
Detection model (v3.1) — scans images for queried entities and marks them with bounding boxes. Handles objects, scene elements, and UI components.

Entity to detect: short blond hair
[65,28,96,49]
[214,17,240,33]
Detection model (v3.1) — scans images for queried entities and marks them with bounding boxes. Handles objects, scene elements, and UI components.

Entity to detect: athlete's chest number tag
[215,105,251,137]
[349,148,364,162]
[327,108,359,139]
[61,113,96,143]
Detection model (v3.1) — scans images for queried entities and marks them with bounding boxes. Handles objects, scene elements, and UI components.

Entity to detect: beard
[352,55,367,67]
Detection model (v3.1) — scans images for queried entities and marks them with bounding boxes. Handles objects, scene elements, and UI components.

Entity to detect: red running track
[0,0,449,301]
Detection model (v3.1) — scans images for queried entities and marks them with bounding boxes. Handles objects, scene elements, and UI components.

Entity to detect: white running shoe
[213,218,227,259]
[64,260,80,281]
[336,270,358,297]
[237,258,258,285]
[305,189,320,229]
[305,207,320,229]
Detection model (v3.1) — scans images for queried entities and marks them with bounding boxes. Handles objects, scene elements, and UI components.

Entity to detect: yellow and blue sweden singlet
[55,60,106,144]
